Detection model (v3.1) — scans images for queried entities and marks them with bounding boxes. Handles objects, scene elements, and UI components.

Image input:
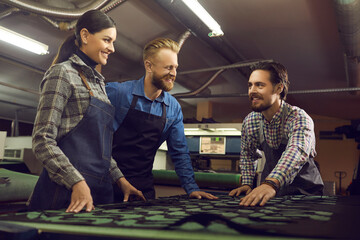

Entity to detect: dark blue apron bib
[258,107,324,196]
[29,69,115,210]
[112,95,166,200]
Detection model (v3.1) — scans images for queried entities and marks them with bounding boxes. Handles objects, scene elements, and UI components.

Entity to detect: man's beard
[251,103,271,112]
[152,73,174,92]
[249,94,272,112]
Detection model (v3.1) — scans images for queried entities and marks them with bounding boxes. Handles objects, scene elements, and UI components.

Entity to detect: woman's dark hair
[249,61,290,100]
[52,10,115,65]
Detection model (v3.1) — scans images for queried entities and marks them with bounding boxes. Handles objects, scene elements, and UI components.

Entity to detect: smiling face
[80,27,116,65]
[248,69,282,113]
[148,48,178,92]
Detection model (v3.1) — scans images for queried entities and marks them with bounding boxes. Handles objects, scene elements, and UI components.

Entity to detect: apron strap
[130,95,138,109]
[259,119,265,144]
[74,66,94,96]
[161,100,166,118]
[130,95,167,119]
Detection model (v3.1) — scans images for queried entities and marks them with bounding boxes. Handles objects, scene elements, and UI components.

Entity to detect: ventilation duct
[1,0,111,19]
[333,0,360,94]
[154,0,247,90]
[1,0,143,64]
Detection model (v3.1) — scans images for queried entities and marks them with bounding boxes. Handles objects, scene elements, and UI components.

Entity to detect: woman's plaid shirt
[32,54,123,189]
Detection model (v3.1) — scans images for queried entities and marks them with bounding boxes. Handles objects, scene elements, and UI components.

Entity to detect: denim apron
[29,68,115,210]
[112,95,166,200]
[258,107,324,196]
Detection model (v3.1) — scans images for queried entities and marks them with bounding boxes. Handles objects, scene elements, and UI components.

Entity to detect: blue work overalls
[259,107,324,196]
[29,68,115,210]
[112,95,166,200]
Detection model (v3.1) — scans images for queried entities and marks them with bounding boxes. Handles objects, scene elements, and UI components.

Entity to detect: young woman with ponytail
[30,10,144,212]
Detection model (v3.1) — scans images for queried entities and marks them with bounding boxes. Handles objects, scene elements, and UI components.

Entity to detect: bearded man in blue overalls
[106,38,218,201]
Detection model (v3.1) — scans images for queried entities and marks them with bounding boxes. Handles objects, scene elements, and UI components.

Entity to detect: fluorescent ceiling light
[0,26,49,55]
[181,0,224,37]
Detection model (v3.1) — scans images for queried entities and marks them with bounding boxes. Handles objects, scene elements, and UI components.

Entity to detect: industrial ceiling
[0,0,360,127]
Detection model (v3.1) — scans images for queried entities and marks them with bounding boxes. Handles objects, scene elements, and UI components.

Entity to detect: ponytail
[51,34,78,65]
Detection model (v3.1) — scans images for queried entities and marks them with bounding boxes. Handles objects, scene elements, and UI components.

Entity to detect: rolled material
[0,168,39,202]
[153,170,241,188]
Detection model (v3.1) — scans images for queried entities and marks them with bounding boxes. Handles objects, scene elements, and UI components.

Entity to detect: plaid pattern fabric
[240,101,316,187]
[32,54,123,189]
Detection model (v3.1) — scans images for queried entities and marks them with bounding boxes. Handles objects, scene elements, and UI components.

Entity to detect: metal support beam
[0,81,39,95]
[174,59,273,98]
[0,99,37,108]
[178,59,273,75]
[0,55,45,75]
[1,0,113,19]
[0,7,20,20]
[175,87,360,99]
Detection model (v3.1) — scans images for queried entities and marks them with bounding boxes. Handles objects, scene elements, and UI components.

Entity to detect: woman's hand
[66,180,94,213]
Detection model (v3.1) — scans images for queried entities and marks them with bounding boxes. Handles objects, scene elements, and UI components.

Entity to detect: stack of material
[0,168,38,203]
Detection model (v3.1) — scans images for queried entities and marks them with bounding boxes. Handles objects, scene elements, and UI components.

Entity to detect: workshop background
[0,0,360,195]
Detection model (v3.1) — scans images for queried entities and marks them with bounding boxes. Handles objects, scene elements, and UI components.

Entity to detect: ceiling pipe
[39,0,126,30]
[0,55,42,96]
[176,29,211,96]
[178,59,273,75]
[0,55,46,76]
[2,1,142,65]
[40,15,61,29]
[154,0,247,90]
[173,69,225,98]
[0,99,37,108]
[0,81,39,95]
[155,0,245,64]
[4,0,126,31]
[333,0,360,94]
[0,7,20,20]
[1,0,112,19]
[176,87,360,99]
[174,59,273,98]
[178,30,191,49]
[101,0,125,12]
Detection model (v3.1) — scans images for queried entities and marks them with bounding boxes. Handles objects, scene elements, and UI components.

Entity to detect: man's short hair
[143,38,180,62]
[250,61,290,100]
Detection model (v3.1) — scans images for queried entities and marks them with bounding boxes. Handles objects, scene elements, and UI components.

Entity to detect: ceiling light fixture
[181,0,224,37]
[0,26,49,55]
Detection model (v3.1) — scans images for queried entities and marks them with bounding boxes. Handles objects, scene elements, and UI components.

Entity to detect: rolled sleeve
[269,110,316,186]
[109,158,124,182]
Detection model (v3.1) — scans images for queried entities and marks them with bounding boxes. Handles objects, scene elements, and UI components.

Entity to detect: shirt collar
[75,48,97,69]
[69,54,104,82]
[263,100,285,125]
[132,76,170,106]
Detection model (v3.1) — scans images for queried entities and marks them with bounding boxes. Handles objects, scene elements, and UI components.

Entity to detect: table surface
[0,194,359,240]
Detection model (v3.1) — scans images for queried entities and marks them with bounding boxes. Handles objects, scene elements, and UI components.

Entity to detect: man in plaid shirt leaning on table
[229,61,324,206]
